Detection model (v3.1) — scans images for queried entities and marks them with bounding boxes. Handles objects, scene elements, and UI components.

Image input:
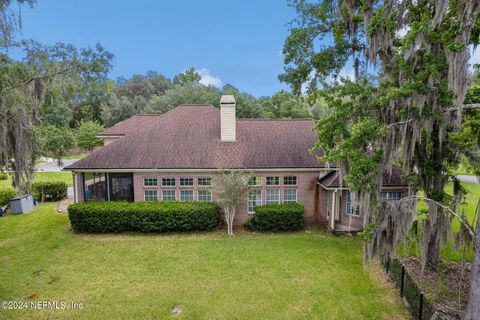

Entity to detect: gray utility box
[10,195,34,214]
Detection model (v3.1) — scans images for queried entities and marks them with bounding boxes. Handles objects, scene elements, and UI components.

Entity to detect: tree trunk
[225,207,235,236]
[420,130,445,272]
[229,208,235,236]
[421,204,442,270]
[465,202,480,319]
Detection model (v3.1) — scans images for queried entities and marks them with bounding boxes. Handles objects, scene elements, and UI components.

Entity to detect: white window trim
[345,191,360,216]
[180,189,195,202]
[162,189,177,201]
[247,189,262,214]
[248,176,262,186]
[144,189,158,201]
[379,192,401,202]
[198,177,212,186]
[283,176,297,186]
[143,177,158,187]
[197,189,212,202]
[265,188,280,205]
[283,188,297,203]
[180,177,194,186]
[266,176,280,186]
[161,177,176,187]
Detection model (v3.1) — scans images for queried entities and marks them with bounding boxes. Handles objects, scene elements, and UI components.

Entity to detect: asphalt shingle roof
[66,105,325,170]
[317,169,407,189]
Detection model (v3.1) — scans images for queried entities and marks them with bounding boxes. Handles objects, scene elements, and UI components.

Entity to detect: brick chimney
[220,95,236,141]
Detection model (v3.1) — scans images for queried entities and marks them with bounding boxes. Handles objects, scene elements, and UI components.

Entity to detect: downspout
[331,190,337,231]
[106,173,111,201]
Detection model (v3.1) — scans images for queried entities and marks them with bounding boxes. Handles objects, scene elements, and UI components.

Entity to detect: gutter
[64,167,333,173]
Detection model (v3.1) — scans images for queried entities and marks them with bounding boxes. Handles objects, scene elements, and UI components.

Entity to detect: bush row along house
[65,95,408,231]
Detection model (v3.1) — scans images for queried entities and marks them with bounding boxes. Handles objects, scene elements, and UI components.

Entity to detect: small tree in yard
[215,170,250,236]
[75,120,104,151]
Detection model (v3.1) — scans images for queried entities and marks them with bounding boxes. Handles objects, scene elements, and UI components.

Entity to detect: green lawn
[63,153,87,160]
[441,181,479,261]
[399,181,479,261]
[0,203,408,320]
[0,172,73,189]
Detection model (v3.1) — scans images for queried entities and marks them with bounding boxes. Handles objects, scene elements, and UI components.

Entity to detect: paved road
[457,175,479,184]
[36,159,79,172]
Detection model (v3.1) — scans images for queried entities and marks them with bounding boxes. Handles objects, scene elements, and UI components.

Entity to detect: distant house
[64,95,408,231]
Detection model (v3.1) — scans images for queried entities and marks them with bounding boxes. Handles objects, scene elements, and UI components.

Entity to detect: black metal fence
[382,256,437,320]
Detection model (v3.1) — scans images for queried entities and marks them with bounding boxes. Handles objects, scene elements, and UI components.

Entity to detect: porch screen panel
[83,173,107,202]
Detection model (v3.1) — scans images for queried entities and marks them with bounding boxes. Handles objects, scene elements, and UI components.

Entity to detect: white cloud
[196,68,222,88]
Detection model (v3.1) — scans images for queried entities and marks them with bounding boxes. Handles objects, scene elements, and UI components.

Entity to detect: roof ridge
[238,118,313,121]
[176,104,217,108]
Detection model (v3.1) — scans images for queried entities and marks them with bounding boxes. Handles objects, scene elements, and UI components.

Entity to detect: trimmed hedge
[68,201,221,233]
[32,181,67,201]
[0,188,15,206]
[244,203,304,232]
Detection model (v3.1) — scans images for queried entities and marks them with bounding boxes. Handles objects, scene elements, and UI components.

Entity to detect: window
[144,190,158,201]
[283,189,297,203]
[247,189,262,213]
[379,192,401,202]
[248,176,261,186]
[345,191,360,216]
[283,176,297,185]
[180,177,193,186]
[266,176,280,185]
[162,190,176,201]
[162,177,176,186]
[266,189,280,204]
[198,189,212,202]
[143,177,158,187]
[198,177,212,186]
[83,173,107,202]
[109,173,134,202]
[180,190,194,202]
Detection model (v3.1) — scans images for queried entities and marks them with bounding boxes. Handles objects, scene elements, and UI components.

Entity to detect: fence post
[400,265,405,297]
[418,292,424,320]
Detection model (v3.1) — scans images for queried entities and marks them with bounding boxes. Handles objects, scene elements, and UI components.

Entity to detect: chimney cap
[220,95,236,105]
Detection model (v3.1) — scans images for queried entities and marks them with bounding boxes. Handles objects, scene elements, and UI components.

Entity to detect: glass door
[109,173,134,202]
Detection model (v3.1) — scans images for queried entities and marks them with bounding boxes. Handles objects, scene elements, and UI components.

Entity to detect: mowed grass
[399,181,479,261]
[0,203,408,320]
[441,181,479,261]
[0,172,73,189]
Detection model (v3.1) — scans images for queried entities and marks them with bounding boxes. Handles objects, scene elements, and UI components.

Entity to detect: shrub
[32,181,67,201]
[0,188,15,206]
[244,203,304,232]
[0,172,8,180]
[68,201,221,233]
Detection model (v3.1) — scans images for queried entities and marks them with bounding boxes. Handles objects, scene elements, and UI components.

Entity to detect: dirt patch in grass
[57,198,73,213]
[399,256,471,319]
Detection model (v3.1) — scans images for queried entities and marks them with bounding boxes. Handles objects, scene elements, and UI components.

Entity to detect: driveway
[457,175,479,184]
[36,159,79,172]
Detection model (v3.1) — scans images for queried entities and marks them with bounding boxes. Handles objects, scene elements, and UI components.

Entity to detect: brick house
[65,95,408,231]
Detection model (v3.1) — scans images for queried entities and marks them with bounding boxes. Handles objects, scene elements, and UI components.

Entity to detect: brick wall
[73,170,407,230]
[316,188,408,230]
[133,170,325,225]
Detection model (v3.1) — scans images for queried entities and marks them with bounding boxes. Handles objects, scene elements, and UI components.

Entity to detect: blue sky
[17,0,298,97]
